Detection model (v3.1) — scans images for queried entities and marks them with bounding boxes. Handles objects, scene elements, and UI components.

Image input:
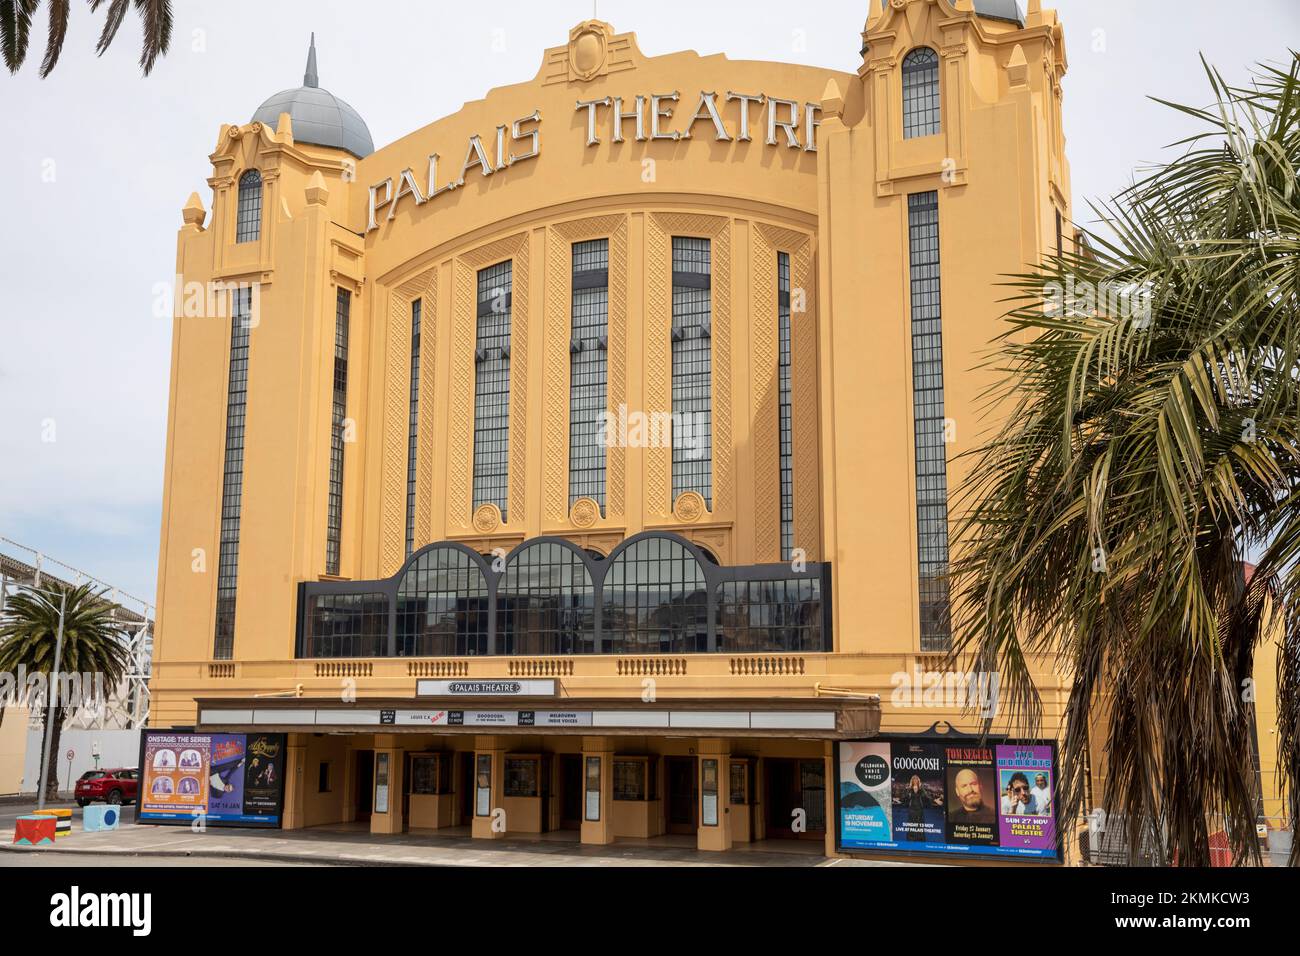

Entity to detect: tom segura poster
[996,744,1057,857]
[944,746,999,846]
[837,741,892,847]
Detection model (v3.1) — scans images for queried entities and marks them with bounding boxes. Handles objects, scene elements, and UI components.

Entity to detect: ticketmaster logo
[49,886,151,936]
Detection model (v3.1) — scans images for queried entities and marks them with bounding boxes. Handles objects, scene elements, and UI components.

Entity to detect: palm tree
[950,53,1300,866]
[2,0,173,78]
[0,582,131,800]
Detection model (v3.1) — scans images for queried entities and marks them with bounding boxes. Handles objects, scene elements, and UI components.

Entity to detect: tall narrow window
[1055,207,1063,258]
[908,192,951,651]
[213,287,253,659]
[325,288,350,575]
[236,169,262,243]
[473,261,512,520]
[570,239,609,511]
[671,236,712,507]
[405,299,421,556]
[777,252,794,560]
[902,48,941,139]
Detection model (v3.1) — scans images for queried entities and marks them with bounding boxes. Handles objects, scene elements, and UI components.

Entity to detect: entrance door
[355,750,374,824]
[559,755,582,830]
[666,757,697,834]
[764,758,825,840]
[459,752,475,826]
[539,754,553,833]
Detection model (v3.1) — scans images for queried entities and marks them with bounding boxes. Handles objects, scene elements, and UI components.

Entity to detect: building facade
[152,0,1079,856]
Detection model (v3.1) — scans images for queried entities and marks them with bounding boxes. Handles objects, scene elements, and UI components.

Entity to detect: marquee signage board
[200,706,835,732]
[137,731,286,828]
[416,679,557,697]
[835,736,1062,862]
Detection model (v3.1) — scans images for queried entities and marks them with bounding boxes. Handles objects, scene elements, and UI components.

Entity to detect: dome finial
[303,32,318,88]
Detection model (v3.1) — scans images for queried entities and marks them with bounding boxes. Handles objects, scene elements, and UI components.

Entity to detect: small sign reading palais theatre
[415,679,558,697]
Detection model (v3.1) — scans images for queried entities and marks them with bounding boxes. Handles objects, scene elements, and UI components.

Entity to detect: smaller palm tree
[0,582,131,800]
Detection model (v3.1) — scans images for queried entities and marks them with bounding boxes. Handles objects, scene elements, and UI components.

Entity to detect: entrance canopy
[195,695,879,739]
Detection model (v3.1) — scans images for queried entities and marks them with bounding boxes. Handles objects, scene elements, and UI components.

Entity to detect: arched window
[902,48,941,139]
[497,542,595,655]
[236,169,263,243]
[396,547,489,656]
[602,535,708,655]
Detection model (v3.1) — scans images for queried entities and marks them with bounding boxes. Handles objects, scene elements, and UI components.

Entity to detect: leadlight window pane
[671,237,712,507]
[902,48,941,139]
[714,576,824,653]
[213,286,253,659]
[602,536,708,654]
[304,591,389,658]
[473,261,511,519]
[907,192,951,651]
[498,542,595,655]
[778,252,795,560]
[325,288,350,576]
[396,547,490,657]
[570,239,609,510]
[236,169,262,243]
[613,759,647,800]
[410,755,446,795]
[406,299,422,556]
[504,757,539,797]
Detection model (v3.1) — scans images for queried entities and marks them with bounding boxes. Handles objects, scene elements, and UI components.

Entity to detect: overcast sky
[0,0,1294,607]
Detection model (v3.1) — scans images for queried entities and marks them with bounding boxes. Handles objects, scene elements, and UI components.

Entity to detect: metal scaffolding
[0,535,154,730]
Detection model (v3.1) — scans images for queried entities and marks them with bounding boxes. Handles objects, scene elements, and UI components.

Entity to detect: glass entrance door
[666,757,697,834]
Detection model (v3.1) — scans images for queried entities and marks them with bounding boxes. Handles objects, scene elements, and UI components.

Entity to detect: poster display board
[137,731,286,828]
[836,736,1060,861]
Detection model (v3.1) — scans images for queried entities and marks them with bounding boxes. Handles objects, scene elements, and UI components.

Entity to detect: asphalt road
[0,851,319,867]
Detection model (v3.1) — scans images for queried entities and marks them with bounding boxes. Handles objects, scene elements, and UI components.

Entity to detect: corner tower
[816,0,1071,680]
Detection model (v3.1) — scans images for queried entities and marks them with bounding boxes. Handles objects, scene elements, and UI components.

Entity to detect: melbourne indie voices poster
[837,741,892,845]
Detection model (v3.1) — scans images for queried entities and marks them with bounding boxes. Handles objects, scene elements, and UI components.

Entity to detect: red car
[74,768,139,807]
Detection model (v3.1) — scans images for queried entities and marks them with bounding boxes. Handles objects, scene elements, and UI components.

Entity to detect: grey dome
[972,0,1025,25]
[876,0,1024,26]
[251,35,374,158]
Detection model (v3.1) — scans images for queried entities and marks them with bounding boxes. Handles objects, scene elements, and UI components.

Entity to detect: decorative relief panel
[752,223,816,563]
[450,232,530,531]
[645,212,731,520]
[379,267,436,576]
[543,214,628,525]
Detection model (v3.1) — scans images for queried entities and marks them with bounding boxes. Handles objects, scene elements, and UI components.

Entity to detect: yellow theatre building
[150,0,1086,860]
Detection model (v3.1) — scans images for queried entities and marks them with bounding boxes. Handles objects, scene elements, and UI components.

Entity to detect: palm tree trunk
[43,705,67,802]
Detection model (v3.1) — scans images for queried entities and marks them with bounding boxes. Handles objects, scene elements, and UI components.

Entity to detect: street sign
[65,749,74,761]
